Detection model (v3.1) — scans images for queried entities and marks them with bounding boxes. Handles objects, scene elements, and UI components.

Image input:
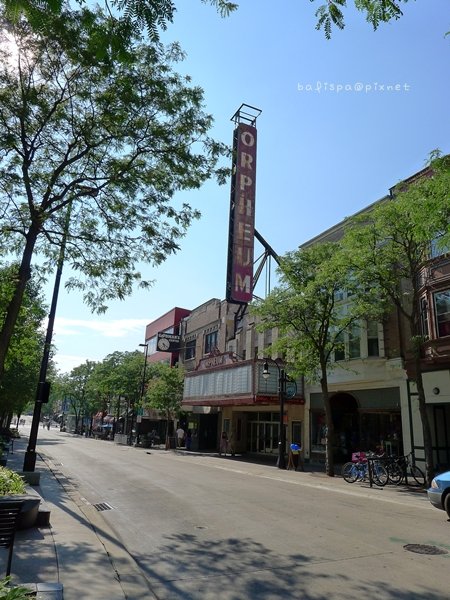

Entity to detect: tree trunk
[414,356,435,486]
[165,410,171,449]
[0,224,40,384]
[321,362,334,477]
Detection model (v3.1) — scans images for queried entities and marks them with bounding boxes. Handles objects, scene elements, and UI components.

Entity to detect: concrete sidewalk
[1,435,155,600]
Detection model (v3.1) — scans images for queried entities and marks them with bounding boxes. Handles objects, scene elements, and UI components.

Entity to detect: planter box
[0,487,42,529]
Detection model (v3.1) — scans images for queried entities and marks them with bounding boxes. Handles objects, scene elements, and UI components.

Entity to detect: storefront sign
[197,352,236,371]
[157,332,180,352]
[226,122,257,304]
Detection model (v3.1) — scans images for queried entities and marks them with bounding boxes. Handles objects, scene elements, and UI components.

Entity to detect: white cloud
[54,317,149,338]
[54,354,93,373]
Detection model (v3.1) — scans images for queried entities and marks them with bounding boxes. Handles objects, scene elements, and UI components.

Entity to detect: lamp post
[137,343,149,444]
[262,358,289,470]
[23,203,72,471]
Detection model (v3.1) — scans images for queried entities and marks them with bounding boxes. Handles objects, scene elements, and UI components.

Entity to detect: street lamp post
[137,343,149,445]
[262,358,289,470]
[23,203,72,472]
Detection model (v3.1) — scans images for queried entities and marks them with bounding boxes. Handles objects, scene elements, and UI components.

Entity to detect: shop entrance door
[249,421,279,454]
[433,404,450,470]
[330,393,359,463]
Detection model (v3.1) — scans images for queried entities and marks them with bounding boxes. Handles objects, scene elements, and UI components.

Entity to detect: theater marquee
[226,121,257,304]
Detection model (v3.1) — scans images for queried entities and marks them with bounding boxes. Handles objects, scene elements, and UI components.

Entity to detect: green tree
[0,8,228,383]
[51,362,99,433]
[144,362,185,447]
[87,351,144,407]
[83,350,148,437]
[252,242,385,477]
[342,154,450,486]
[2,0,238,48]
[312,0,414,38]
[2,1,420,43]
[0,264,46,426]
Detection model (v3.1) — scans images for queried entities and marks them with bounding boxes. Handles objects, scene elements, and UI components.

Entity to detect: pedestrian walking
[176,426,185,447]
[219,431,228,455]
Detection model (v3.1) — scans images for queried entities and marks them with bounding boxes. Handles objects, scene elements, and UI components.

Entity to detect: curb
[22,582,63,600]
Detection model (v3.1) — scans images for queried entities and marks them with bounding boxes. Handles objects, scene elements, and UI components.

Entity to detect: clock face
[157,337,170,351]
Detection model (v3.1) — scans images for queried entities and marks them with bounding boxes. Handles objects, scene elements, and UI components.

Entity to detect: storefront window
[292,421,302,446]
[311,412,326,453]
[360,413,402,455]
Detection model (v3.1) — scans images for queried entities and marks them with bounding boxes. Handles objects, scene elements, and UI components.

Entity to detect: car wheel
[444,493,450,519]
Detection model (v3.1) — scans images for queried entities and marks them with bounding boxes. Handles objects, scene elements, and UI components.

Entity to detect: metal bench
[0,500,24,576]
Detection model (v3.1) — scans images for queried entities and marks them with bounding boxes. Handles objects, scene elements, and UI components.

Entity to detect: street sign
[285,379,297,399]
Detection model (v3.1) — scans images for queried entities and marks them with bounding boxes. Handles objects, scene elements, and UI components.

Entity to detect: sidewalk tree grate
[93,502,113,512]
[403,544,448,555]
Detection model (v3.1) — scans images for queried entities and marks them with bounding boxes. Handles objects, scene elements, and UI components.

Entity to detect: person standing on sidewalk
[176,426,185,447]
[219,431,228,455]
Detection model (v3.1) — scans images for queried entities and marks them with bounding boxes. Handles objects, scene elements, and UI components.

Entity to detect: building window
[434,290,450,337]
[430,234,450,259]
[148,336,157,355]
[367,321,380,356]
[334,331,345,361]
[204,330,218,354]
[333,320,381,361]
[185,339,196,361]
[348,323,361,359]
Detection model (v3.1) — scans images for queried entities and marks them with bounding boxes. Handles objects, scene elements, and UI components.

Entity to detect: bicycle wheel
[372,462,388,487]
[342,462,358,483]
[387,461,403,485]
[409,465,426,487]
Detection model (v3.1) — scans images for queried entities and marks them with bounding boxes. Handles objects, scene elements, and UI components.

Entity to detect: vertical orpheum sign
[226,122,257,304]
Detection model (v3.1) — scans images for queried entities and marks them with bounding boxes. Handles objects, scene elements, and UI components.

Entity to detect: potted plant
[0,576,33,599]
[0,467,41,529]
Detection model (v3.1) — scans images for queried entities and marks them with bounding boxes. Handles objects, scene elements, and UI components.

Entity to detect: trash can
[289,443,303,471]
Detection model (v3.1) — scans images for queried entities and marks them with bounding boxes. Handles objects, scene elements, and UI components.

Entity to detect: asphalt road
[33,427,450,600]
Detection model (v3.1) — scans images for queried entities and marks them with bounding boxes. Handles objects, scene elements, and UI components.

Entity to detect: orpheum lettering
[226,123,257,303]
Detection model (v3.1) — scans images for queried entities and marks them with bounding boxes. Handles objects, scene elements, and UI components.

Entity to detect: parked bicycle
[342,451,388,487]
[393,452,426,487]
[380,454,404,485]
[374,452,426,487]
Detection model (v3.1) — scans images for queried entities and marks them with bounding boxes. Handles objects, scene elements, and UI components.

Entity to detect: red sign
[226,123,257,304]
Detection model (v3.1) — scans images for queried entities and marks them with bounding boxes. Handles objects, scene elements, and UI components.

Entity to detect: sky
[50,0,450,373]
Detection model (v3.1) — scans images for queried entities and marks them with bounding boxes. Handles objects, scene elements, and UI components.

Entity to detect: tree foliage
[0,7,229,382]
[1,0,238,48]
[342,153,450,485]
[51,361,99,432]
[252,242,384,476]
[0,1,421,45]
[312,0,414,39]
[0,264,46,424]
[86,351,146,407]
[144,362,185,427]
